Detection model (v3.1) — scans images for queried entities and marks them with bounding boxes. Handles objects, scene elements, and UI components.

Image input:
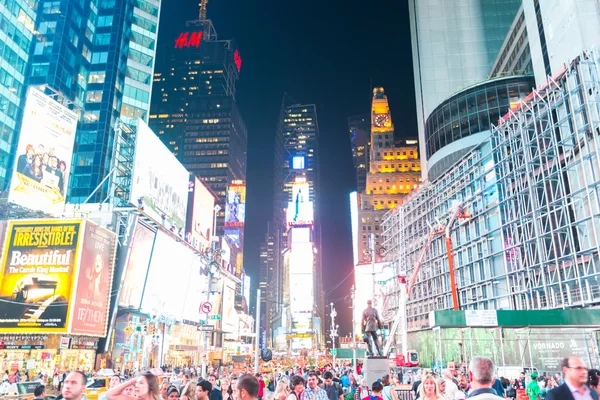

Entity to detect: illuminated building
[149,6,246,234]
[265,95,323,351]
[409,0,521,179]
[3,0,162,201]
[356,88,421,265]
[348,114,370,193]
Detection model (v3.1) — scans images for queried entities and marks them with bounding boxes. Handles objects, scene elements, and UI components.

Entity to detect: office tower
[489,5,532,77]
[27,0,161,203]
[149,14,246,234]
[0,0,36,190]
[267,96,323,351]
[348,114,370,193]
[409,0,521,180]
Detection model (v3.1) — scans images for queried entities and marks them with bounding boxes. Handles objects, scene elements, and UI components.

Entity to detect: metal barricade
[396,390,413,400]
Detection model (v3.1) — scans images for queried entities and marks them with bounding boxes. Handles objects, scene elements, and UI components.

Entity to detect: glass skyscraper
[4,0,161,203]
[0,0,36,190]
[409,0,521,179]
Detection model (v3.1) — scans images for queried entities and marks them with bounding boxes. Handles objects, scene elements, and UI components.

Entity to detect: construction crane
[383,200,471,362]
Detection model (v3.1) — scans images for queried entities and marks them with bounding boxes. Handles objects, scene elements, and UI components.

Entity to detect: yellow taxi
[85,369,119,400]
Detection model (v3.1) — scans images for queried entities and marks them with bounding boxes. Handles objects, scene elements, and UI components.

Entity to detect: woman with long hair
[180,382,195,400]
[24,154,43,182]
[222,378,234,400]
[380,375,399,400]
[273,379,290,400]
[166,386,180,400]
[418,374,442,400]
[105,371,162,400]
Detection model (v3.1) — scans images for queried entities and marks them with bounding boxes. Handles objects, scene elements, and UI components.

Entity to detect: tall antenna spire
[199,0,208,20]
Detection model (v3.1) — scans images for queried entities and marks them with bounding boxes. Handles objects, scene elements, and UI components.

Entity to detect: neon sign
[174,32,203,49]
[234,49,242,72]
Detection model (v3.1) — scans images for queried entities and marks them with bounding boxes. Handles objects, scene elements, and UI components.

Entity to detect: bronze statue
[361,299,382,355]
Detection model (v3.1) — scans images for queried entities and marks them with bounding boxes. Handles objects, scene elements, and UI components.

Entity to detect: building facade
[409,0,522,179]
[149,17,246,234]
[355,88,421,265]
[382,50,600,333]
[348,114,370,193]
[27,0,161,203]
[0,0,36,190]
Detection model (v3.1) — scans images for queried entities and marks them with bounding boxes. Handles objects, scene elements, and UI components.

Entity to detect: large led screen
[141,231,198,320]
[8,88,78,215]
[222,279,237,339]
[118,223,156,309]
[70,221,116,336]
[224,184,246,227]
[187,177,215,250]
[287,180,313,227]
[131,119,189,229]
[0,220,82,332]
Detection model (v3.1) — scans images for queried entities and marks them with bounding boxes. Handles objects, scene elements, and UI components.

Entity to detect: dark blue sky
[157,0,417,335]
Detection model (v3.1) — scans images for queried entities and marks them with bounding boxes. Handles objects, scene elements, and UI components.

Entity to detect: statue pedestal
[364,356,390,386]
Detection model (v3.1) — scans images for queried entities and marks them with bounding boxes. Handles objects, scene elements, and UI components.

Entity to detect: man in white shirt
[443,369,459,399]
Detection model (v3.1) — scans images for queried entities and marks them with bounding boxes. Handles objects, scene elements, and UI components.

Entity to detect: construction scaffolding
[382,49,600,335]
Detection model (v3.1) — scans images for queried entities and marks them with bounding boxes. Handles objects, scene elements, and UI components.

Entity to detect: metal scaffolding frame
[382,49,600,333]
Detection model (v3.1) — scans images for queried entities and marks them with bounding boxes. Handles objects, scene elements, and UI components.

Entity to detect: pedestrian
[546,356,598,400]
[209,375,223,400]
[274,380,290,400]
[222,379,234,400]
[464,357,503,400]
[237,374,260,400]
[418,374,442,400]
[61,372,88,400]
[196,381,214,400]
[301,372,328,400]
[457,374,469,397]
[161,382,172,399]
[589,369,600,396]
[182,381,196,400]
[287,375,305,400]
[33,384,46,400]
[441,370,458,399]
[526,372,540,400]
[167,387,181,400]
[53,372,60,391]
[355,378,369,400]
[105,371,162,400]
[323,372,343,400]
[365,382,383,400]
[256,374,266,400]
[380,375,399,400]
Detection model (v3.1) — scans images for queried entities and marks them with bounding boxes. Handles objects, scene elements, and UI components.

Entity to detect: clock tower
[371,87,394,163]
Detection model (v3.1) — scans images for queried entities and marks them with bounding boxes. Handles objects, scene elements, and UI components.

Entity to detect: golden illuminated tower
[357,88,421,263]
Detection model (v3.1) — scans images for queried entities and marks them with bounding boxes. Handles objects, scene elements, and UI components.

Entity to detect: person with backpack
[364,382,384,400]
[323,372,343,400]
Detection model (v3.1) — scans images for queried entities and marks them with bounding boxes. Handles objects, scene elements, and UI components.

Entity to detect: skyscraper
[266,95,323,351]
[0,0,36,190]
[409,0,521,179]
[149,13,246,234]
[27,0,161,203]
[347,114,370,193]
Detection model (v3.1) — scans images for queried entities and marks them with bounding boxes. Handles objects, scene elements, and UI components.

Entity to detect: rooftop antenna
[199,0,208,21]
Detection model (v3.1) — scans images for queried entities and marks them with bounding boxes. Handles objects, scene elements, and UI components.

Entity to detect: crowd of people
[4,354,600,400]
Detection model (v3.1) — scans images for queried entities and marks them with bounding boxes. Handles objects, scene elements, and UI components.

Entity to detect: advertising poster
[224,184,246,228]
[186,177,215,251]
[0,220,81,332]
[70,222,116,336]
[8,88,78,215]
[222,279,237,339]
[287,179,314,227]
[118,222,156,309]
[0,220,6,255]
[131,119,189,229]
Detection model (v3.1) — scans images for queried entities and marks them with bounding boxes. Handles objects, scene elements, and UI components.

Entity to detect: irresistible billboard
[70,222,116,336]
[0,220,81,332]
[131,119,189,229]
[8,88,78,215]
[224,184,246,228]
[118,222,156,309]
[186,177,215,251]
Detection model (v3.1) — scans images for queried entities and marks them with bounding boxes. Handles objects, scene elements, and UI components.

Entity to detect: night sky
[157,0,417,335]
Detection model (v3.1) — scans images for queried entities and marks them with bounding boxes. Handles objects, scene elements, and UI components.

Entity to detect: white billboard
[9,88,78,214]
[131,119,189,229]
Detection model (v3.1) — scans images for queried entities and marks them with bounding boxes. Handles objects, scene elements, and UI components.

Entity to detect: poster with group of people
[8,88,78,215]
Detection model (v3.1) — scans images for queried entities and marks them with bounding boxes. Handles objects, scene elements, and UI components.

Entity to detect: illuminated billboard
[8,88,78,215]
[222,277,238,340]
[186,177,215,251]
[0,220,82,332]
[353,262,393,335]
[118,222,156,309]
[224,184,246,228]
[131,119,189,229]
[349,192,359,267]
[292,156,305,170]
[287,179,314,227]
[70,221,117,336]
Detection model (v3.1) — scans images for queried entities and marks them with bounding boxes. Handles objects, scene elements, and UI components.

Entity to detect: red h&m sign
[174,32,203,49]
[234,49,242,72]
